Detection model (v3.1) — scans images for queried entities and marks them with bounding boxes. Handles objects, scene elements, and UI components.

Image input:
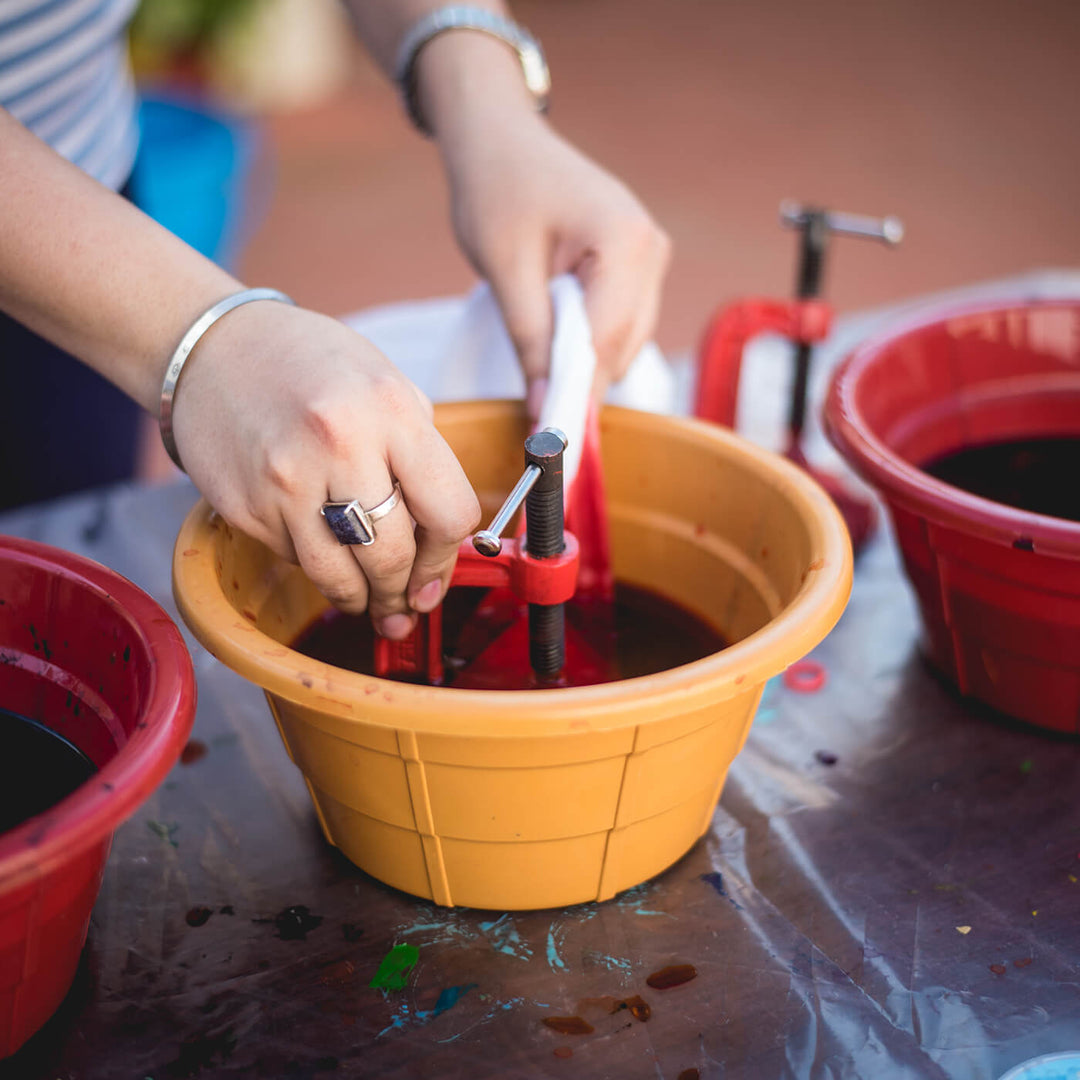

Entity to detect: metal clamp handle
[473,427,567,556]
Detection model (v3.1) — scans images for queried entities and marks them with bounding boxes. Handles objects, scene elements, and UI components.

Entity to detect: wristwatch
[394,6,550,136]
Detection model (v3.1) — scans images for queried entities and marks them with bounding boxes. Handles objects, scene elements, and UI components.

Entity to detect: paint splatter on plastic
[417,984,478,1021]
[147,819,180,848]
[370,944,420,990]
[180,739,208,765]
[543,1015,594,1035]
[478,914,534,960]
[185,906,213,928]
[259,905,323,942]
[546,925,568,972]
[646,964,698,989]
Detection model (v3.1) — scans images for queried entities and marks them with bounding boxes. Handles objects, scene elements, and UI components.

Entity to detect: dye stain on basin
[0,707,97,834]
[293,582,725,689]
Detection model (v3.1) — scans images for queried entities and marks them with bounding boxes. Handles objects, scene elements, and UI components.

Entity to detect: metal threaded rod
[523,428,567,681]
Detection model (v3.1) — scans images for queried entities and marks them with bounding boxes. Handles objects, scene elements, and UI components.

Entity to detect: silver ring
[320,483,402,546]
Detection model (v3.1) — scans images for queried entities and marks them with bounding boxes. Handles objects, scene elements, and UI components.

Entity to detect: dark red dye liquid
[0,706,97,834]
[923,437,1080,521]
[292,582,726,690]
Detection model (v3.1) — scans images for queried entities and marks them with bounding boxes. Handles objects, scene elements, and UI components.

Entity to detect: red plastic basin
[0,536,196,1057]
[825,298,1080,733]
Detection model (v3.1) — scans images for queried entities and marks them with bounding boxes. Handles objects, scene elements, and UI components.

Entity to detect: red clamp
[449,534,579,605]
[374,532,580,684]
[693,298,833,428]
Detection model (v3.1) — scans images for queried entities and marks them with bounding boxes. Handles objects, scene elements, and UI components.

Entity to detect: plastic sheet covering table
[0,471,1077,1080]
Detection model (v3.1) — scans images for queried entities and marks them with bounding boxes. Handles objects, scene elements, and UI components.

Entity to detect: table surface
[0,465,1078,1080]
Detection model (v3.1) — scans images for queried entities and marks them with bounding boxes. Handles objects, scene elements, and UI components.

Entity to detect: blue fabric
[130,92,258,268]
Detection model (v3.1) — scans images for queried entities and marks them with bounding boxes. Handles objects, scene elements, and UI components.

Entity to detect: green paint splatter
[369,944,419,990]
[1020,758,1033,774]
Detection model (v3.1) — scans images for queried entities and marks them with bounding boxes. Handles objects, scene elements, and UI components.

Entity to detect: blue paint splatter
[418,983,478,1021]
[701,871,727,897]
[754,675,783,724]
[376,1002,411,1038]
[701,871,742,910]
[378,984,480,1037]
[478,914,533,960]
[546,925,568,972]
[613,883,673,918]
[436,996,529,1044]
[582,949,632,972]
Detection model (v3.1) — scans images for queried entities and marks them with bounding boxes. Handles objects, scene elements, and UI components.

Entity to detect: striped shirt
[0,0,139,191]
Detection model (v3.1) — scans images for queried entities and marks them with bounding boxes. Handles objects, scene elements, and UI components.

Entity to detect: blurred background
[129,0,1080,466]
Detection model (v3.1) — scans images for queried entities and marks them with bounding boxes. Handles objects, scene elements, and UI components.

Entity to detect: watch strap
[394,6,550,136]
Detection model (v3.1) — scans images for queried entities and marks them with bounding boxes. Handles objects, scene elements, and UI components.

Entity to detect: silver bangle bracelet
[159,287,295,472]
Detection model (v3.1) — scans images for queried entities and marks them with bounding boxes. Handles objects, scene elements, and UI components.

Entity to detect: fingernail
[377,613,414,640]
[411,579,443,613]
[526,377,548,421]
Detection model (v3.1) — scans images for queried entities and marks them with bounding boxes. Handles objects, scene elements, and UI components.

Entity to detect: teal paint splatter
[754,674,783,724]
[435,996,529,1044]
[546,925,567,972]
[369,944,420,990]
[418,983,478,1021]
[582,949,632,972]
[614,883,673,918]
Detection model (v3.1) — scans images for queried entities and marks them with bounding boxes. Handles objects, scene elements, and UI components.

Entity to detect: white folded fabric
[343,274,676,487]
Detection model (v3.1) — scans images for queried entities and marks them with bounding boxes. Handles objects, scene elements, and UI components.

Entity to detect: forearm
[0,109,241,414]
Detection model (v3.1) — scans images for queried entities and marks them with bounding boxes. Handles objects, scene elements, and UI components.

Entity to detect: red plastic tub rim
[824,297,1080,560]
[0,536,196,891]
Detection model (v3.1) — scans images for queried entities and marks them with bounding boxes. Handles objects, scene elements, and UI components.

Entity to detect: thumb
[487,253,553,419]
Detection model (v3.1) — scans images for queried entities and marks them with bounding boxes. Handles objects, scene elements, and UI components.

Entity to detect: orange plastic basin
[173,403,851,909]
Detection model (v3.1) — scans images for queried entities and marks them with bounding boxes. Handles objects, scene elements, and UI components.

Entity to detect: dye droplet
[989,963,1007,976]
[1013,957,1033,969]
[613,995,651,1021]
[646,964,698,990]
[553,1047,573,1059]
[542,1016,595,1035]
[677,1070,700,1080]
[180,739,208,765]
[185,906,213,928]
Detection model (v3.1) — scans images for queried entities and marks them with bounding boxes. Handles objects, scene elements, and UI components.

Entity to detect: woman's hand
[440,112,671,416]
[170,301,481,637]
